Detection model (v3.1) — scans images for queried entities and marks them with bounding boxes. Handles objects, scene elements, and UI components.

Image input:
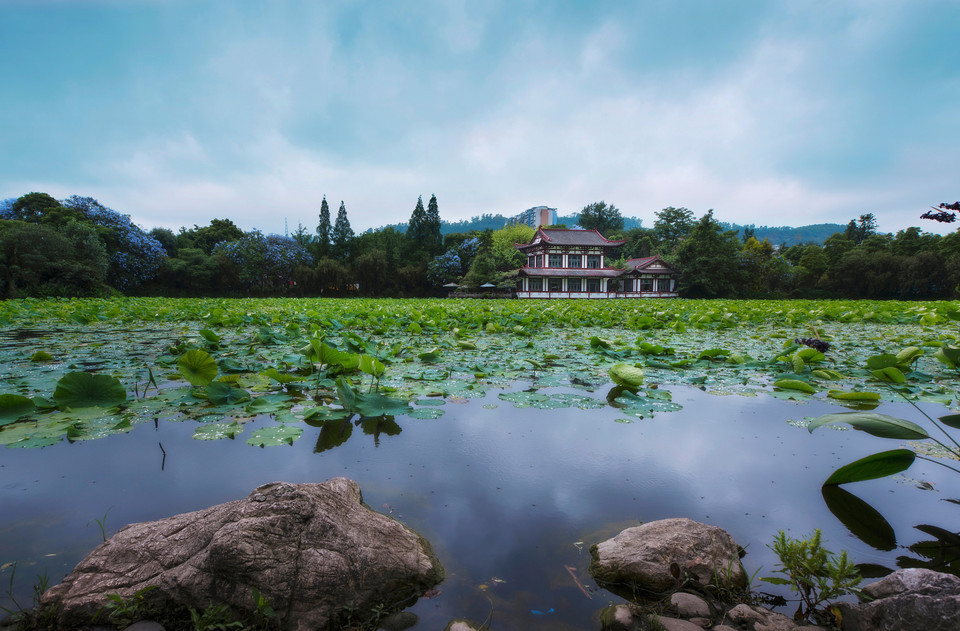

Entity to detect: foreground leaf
[608,363,644,388]
[0,394,36,425]
[246,425,303,447]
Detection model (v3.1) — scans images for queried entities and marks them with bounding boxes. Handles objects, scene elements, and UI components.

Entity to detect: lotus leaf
[53,372,127,409]
[205,382,252,406]
[193,422,243,440]
[823,449,916,486]
[246,424,303,447]
[178,350,218,386]
[0,394,35,425]
[608,363,644,388]
[807,412,930,439]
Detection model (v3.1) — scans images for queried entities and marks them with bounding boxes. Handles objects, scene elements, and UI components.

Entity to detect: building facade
[514,228,679,299]
[506,205,558,228]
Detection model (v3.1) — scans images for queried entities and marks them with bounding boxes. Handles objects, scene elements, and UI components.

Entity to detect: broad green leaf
[358,355,386,378]
[245,394,293,415]
[199,329,221,343]
[30,351,53,362]
[336,377,357,413]
[261,368,303,384]
[53,372,127,409]
[866,354,900,370]
[590,336,612,349]
[193,422,243,440]
[178,350,218,386]
[827,390,881,401]
[824,449,916,485]
[456,340,477,350]
[895,346,923,365]
[246,425,303,447]
[354,392,412,418]
[774,379,815,394]
[205,382,251,406]
[808,412,929,439]
[939,414,960,429]
[609,363,644,388]
[303,406,352,424]
[418,348,442,363]
[871,366,906,384]
[0,394,35,425]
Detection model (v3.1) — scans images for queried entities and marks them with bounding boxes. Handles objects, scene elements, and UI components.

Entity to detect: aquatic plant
[761,529,861,621]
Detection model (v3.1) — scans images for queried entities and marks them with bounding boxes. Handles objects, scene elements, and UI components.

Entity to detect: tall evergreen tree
[425,194,443,255]
[316,196,331,257]
[332,201,354,259]
[406,195,428,244]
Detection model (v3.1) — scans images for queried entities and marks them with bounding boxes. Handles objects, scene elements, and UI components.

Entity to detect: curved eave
[518,267,625,278]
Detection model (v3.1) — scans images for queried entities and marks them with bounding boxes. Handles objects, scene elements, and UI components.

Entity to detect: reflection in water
[1,387,957,629]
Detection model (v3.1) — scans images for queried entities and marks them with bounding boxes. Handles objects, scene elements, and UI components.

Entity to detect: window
[527,255,535,267]
[567,278,581,292]
[568,255,582,268]
[529,278,543,291]
[549,254,562,268]
[548,278,562,291]
[587,255,601,269]
[535,255,543,268]
[641,278,653,292]
[587,278,601,292]
[622,278,633,292]
[657,278,672,292]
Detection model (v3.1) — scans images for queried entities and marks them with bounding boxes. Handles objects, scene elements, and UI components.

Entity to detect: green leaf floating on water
[773,379,816,394]
[246,424,303,447]
[194,422,243,440]
[30,350,54,362]
[807,411,930,439]
[0,394,36,425]
[205,382,252,406]
[824,449,916,485]
[245,394,293,415]
[178,349,218,386]
[53,372,127,409]
[608,363,644,388]
[939,414,960,430]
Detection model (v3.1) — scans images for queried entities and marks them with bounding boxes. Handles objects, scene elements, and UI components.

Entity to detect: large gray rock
[589,518,747,597]
[41,479,444,631]
[838,568,960,631]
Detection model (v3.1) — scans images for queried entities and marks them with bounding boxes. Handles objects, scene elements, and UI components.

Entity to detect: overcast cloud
[1,0,958,235]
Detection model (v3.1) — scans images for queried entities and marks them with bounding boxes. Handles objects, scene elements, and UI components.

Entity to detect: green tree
[316,196,331,258]
[353,249,389,295]
[0,220,108,298]
[10,192,71,224]
[332,201,354,260]
[178,218,244,255]
[653,206,695,254]
[843,213,878,245]
[675,210,745,297]
[149,227,178,256]
[577,201,624,236]
[462,230,497,288]
[425,194,443,255]
[406,195,429,259]
[491,223,536,271]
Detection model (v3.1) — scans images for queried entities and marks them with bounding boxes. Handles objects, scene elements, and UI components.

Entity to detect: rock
[655,616,705,631]
[726,603,803,631]
[41,479,444,631]
[589,518,747,597]
[838,568,960,631]
[669,592,710,618]
[122,623,165,631]
[444,620,482,631]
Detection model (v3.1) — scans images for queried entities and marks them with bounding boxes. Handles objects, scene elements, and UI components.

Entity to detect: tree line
[1,192,957,300]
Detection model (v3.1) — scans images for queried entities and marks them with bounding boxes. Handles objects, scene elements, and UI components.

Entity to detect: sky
[1,0,959,237]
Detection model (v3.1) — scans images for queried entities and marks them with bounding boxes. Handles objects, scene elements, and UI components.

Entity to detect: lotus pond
[2,298,960,629]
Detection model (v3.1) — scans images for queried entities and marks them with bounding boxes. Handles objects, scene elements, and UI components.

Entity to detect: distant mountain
[718,222,846,246]
[369,214,844,246]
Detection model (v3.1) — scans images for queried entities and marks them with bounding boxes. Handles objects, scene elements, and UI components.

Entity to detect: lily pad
[246,424,303,447]
[194,422,243,440]
[53,372,127,409]
[0,394,36,425]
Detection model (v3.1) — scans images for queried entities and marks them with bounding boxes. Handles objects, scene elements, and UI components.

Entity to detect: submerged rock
[589,518,747,597]
[837,568,960,631]
[41,478,444,631]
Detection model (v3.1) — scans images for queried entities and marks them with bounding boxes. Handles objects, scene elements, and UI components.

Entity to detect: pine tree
[407,195,428,244]
[316,196,331,257]
[426,194,443,255]
[332,201,354,260]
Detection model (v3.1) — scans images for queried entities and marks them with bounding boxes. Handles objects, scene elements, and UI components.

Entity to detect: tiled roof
[626,256,678,272]
[516,228,626,250]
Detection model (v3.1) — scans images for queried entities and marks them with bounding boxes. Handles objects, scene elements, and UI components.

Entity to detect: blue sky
[2,0,958,236]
